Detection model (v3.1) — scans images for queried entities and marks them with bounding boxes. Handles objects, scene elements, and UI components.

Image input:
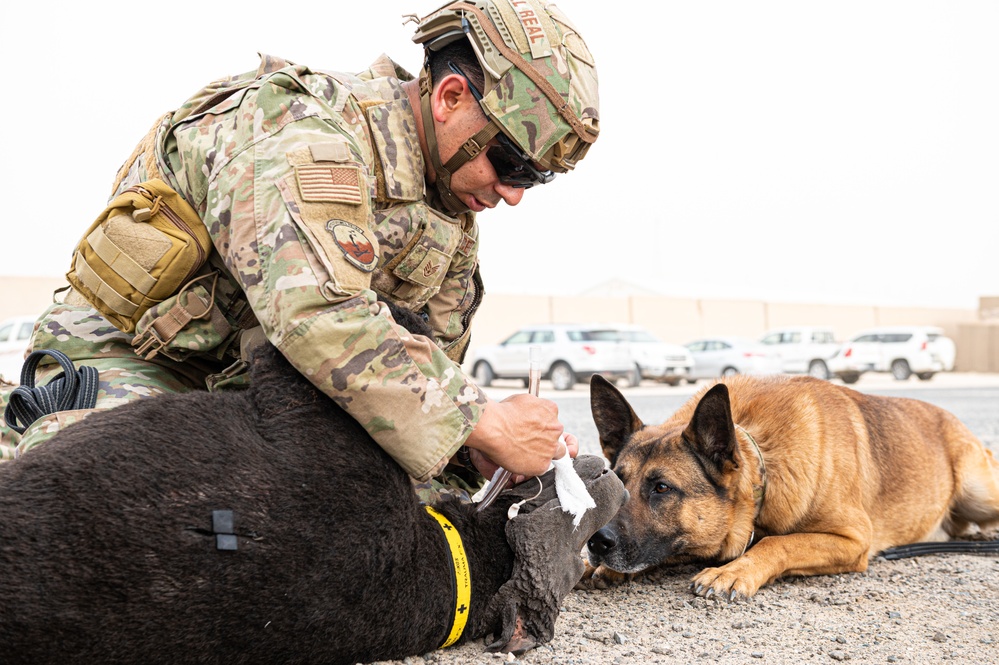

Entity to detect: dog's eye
[653,482,672,494]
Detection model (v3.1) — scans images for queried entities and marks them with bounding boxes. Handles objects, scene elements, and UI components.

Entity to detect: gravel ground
[372,551,999,665]
[371,376,999,665]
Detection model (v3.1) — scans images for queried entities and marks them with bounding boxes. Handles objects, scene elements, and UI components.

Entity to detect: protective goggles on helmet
[447,62,555,189]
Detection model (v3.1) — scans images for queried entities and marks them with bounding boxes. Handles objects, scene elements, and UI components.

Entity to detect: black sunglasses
[447,62,555,188]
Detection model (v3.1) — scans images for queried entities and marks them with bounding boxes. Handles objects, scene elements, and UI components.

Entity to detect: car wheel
[721,366,739,377]
[626,364,642,388]
[807,360,830,380]
[916,372,935,381]
[839,372,861,384]
[891,359,911,381]
[473,361,495,387]
[549,362,576,391]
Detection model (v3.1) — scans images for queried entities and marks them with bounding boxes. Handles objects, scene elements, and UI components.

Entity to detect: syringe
[474,344,542,512]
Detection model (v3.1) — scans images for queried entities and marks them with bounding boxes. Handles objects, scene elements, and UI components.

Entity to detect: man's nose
[495,182,525,207]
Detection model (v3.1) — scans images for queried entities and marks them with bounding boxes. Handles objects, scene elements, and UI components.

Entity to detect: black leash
[3,349,100,434]
[879,539,999,560]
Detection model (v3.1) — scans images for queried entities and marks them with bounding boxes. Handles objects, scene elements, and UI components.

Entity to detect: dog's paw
[575,563,629,590]
[574,560,599,589]
[689,565,760,602]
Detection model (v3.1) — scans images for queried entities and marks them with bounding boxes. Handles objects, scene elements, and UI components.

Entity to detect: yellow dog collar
[425,506,471,648]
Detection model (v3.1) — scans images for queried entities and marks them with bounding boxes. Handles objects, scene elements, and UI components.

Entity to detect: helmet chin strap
[420,69,501,215]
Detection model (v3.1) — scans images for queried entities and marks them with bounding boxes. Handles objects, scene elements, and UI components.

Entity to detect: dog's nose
[588,526,618,556]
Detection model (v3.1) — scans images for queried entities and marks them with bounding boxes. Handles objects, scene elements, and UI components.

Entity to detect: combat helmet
[411,0,600,212]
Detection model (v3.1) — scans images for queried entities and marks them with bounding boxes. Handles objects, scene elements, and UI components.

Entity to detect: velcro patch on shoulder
[296,164,363,204]
[278,169,376,296]
[310,142,351,163]
[456,232,476,257]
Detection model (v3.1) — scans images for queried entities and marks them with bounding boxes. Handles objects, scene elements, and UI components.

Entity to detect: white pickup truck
[758,327,842,380]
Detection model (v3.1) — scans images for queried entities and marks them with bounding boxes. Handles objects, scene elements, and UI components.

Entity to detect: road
[480,372,999,458]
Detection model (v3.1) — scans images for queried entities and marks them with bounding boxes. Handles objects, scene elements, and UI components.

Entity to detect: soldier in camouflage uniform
[0,0,600,499]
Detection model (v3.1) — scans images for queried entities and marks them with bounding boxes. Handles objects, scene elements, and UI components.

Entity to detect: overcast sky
[2,1,997,309]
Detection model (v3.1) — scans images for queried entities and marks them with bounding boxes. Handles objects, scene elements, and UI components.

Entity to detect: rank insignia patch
[297,165,363,204]
[410,248,449,287]
[327,220,377,272]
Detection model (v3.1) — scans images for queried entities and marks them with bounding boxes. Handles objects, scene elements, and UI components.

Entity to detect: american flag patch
[296,165,363,205]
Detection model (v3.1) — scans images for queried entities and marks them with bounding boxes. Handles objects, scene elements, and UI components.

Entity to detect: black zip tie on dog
[879,539,999,560]
[3,349,100,435]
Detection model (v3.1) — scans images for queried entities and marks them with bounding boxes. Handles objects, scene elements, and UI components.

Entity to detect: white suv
[759,326,841,380]
[468,324,636,391]
[601,324,694,386]
[829,326,956,383]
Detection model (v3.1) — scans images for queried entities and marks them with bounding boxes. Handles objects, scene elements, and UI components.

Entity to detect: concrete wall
[980,297,999,321]
[630,296,704,343]
[3,275,995,372]
[956,323,999,372]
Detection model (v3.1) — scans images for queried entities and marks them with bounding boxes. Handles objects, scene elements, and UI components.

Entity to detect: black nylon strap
[3,349,100,435]
[880,539,999,560]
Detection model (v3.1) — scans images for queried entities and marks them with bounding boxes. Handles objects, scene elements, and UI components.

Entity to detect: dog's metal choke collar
[735,424,766,558]
[735,424,767,516]
[425,506,471,648]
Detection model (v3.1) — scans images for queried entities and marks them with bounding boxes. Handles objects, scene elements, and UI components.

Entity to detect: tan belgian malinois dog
[584,374,999,600]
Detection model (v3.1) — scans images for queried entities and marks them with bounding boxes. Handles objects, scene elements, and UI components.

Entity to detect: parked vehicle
[758,326,841,380]
[0,315,37,384]
[829,326,957,383]
[599,324,694,386]
[468,324,636,391]
[684,336,782,381]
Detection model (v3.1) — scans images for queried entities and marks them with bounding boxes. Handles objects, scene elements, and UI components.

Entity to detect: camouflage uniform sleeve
[201,115,487,481]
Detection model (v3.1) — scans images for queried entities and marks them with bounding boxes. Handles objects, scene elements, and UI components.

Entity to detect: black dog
[0,335,625,664]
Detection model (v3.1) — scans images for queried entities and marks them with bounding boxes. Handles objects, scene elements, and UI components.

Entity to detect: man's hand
[463,395,578,481]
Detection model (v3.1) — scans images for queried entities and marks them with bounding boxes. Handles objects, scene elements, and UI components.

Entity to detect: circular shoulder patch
[326,220,377,272]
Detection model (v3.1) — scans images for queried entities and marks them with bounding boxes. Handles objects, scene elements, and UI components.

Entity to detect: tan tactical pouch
[66,179,212,334]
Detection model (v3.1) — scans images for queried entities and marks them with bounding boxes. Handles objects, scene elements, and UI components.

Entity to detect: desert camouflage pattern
[0,300,212,459]
[411,0,600,171]
[412,468,486,504]
[1,54,489,481]
[130,280,236,363]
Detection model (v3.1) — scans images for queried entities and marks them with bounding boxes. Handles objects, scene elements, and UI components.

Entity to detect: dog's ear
[683,383,739,476]
[589,375,644,466]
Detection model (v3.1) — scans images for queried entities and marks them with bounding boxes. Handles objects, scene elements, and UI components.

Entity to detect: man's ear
[432,73,470,122]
